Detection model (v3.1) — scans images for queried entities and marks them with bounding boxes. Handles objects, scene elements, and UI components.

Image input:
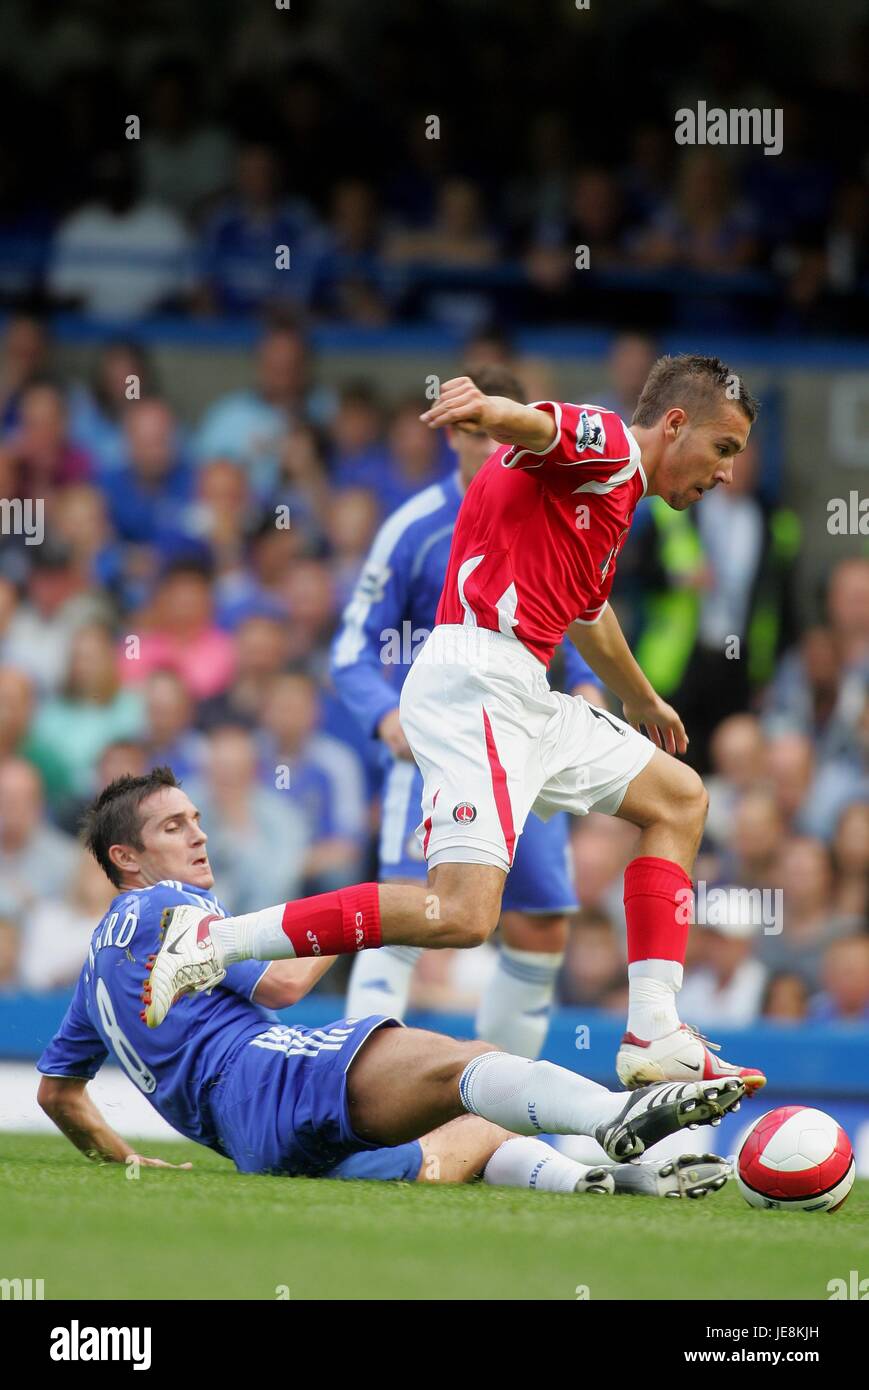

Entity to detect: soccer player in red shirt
[145,354,766,1094]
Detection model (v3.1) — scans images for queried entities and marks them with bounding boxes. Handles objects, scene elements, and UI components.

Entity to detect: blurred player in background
[331,363,601,1058]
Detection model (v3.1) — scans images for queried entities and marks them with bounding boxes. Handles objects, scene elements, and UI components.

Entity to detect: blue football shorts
[209,1014,423,1181]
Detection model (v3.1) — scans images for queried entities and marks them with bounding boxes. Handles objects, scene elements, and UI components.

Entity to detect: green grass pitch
[2,1133,867,1301]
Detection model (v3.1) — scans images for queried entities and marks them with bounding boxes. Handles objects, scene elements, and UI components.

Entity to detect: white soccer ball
[736,1105,855,1212]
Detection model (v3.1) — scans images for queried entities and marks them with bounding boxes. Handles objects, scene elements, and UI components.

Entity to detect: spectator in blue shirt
[259,669,368,894]
[810,936,869,1024]
[377,397,447,518]
[142,668,207,782]
[101,397,196,551]
[324,486,379,610]
[194,321,328,499]
[211,515,302,633]
[197,143,318,315]
[0,315,50,434]
[310,179,393,324]
[67,340,158,478]
[197,611,290,732]
[328,381,389,495]
[185,723,308,915]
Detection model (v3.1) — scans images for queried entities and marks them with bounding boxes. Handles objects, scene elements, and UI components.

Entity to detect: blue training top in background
[330,469,600,740]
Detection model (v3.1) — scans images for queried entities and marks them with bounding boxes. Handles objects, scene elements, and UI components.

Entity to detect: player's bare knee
[453,912,497,949]
[431,896,498,948]
[684,770,709,831]
[662,765,707,833]
[426,864,505,947]
[435,1039,500,1094]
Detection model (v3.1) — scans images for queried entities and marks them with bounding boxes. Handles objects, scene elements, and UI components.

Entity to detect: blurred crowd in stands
[1,3,869,333]
[0,309,866,1029]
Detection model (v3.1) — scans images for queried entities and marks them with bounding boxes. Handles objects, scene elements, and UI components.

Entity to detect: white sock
[346,945,422,1018]
[475,946,563,1059]
[459,1052,625,1137]
[626,959,683,1041]
[550,1134,611,1164]
[483,1136,596,1193]
[210,906,292,965]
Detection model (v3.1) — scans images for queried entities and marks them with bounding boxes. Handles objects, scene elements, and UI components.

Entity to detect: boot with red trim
[141,906,226,1029]
[615,1023,766,1094]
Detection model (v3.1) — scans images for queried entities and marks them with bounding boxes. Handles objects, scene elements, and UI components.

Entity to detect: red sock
[280,883,382,958]
[624,856,692,965]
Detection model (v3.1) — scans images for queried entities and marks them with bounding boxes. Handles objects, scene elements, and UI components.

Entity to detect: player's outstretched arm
[36,1075,191,1169]
[568,606,688,755]
[252,955,337,1008]
[419,376,557,452]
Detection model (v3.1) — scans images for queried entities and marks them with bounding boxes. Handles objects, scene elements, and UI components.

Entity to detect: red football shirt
[435,401,647,666]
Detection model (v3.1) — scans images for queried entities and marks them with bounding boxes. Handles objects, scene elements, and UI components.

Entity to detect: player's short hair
[468,363,526,404]
[631,353,758,428]
[81,766,180,888]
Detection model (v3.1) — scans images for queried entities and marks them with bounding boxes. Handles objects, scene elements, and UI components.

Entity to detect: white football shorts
[398,623,655,872]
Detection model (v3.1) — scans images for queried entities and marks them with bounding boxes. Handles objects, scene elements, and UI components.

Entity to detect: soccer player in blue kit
[331,364,602,1057]
[36,768,742,1198]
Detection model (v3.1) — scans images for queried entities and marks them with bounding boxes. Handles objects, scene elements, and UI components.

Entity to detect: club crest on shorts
[452,801,477,824]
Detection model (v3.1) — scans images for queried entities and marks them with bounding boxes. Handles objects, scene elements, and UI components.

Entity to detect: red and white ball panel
[737,1106,856,1212]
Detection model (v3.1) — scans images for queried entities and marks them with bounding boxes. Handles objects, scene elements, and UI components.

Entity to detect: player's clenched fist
[419,377,494,433]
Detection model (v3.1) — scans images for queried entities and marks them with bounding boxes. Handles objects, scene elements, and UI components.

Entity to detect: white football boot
[594,1076,746,1162]
[576,1152,732,1199]
[616,1023,767,1094]
[141,906,226,1028]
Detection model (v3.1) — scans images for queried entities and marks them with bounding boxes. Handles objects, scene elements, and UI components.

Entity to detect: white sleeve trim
[35,1071,93,1080]
[500,401,563,470]
[250,961,275,1002]
[573,601,609,625]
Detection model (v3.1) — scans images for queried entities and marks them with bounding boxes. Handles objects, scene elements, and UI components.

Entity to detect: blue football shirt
[37,880,277,1152]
